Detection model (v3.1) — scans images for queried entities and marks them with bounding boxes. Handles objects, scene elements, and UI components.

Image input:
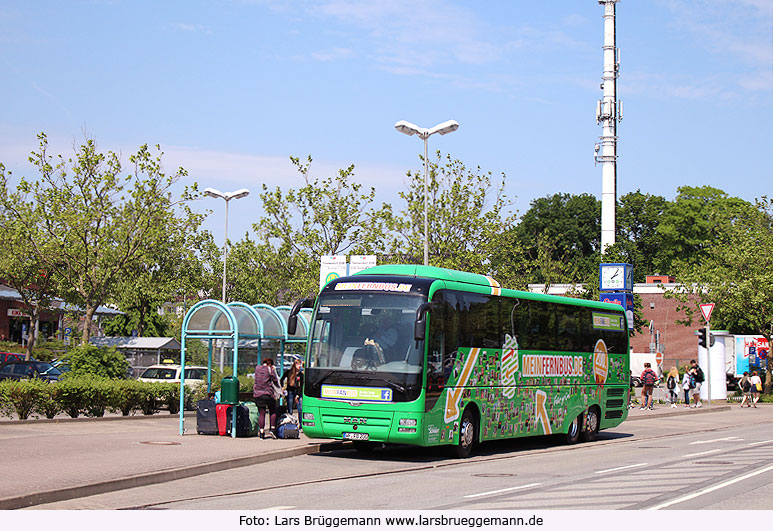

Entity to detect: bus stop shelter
[178,300,313,437]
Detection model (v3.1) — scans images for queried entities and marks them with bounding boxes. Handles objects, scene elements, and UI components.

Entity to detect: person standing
[739,371,752,408]
[281,358,304,420]
[253,358,280,438]
[682,368,693,408]
[689,359,705,408]
[749,370,763,408]
[640,362,658,410]
[666,366,680,408]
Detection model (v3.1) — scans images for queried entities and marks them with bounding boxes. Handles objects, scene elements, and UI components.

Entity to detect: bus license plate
[343,432,369,441]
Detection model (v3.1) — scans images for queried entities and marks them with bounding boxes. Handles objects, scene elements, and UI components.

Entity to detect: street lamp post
[394,119,459,266]
[203,187,249,370]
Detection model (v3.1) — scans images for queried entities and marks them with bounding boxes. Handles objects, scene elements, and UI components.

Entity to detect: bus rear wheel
[452,409,476,458]
[580,407,600,443]
[563,414,581,445]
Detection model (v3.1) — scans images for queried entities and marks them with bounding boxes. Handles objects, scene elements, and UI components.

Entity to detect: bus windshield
[305,291,426,401]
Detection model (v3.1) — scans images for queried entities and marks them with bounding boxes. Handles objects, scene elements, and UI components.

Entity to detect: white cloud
[310,47,354,61]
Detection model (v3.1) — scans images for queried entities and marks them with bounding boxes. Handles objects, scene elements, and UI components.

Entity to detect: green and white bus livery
[289,265,629,457]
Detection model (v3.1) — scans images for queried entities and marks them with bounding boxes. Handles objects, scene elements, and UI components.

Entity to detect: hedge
[0,377,207,420]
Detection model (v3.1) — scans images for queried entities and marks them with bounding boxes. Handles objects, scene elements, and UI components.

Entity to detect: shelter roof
[89,336,181,350]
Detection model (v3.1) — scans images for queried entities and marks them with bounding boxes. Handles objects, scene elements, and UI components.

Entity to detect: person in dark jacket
[253,358,280,439]
[281,358,304,420]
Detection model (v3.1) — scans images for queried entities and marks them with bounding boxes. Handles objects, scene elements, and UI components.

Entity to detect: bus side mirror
[288,297,315,335]
[414,302,435,342]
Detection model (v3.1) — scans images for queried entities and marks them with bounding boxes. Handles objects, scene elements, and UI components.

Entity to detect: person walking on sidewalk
[689,359,705,408]
[666,366,680,408]
[640,363,658,410]
[739,371,752,408]
[750,370,763,408]
[253,358,280,438]
[682,368,693,408]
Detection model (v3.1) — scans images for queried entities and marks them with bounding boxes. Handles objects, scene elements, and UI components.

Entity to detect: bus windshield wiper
[352,375,406,393]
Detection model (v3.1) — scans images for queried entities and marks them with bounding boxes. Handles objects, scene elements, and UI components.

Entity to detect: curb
[625,404,731,421]
[0,440,350,510]
[0,411,196,426]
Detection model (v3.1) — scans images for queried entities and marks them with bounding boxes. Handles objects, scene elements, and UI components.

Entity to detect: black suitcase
[196,399,218,435]
[225,404,254,437]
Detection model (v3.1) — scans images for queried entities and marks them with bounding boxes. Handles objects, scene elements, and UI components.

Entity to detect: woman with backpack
[666,366,680,408]
[739,371,752,408]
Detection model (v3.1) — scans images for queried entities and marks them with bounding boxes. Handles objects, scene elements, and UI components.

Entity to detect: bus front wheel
[564,414,581,445]
[452,409,476,458]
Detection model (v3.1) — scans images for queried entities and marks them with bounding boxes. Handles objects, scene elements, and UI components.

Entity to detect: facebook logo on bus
[381,390,392,401]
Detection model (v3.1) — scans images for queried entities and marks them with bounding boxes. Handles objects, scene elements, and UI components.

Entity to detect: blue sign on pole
[600,292,635,330]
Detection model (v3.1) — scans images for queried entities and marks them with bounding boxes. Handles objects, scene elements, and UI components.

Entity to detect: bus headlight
[398,427,417,433]
[398,418,417,427]
[303,412,315,421]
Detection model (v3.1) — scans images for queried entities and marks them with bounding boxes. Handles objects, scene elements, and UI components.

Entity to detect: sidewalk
[0,402,734,510]
[0,413,345,510]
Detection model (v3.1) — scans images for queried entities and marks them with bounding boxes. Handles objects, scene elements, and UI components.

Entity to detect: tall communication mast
[595,0,622,253]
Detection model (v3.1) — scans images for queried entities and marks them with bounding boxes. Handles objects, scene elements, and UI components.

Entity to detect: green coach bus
[288,265,629,457]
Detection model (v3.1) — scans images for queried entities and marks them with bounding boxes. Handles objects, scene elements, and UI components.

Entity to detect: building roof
[0,284,123,316]
[89,337,181,350]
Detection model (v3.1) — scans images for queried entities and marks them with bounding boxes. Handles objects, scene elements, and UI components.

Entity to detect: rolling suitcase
[196,399,218,435]
[226,403,254,437]
[216,403,230,436]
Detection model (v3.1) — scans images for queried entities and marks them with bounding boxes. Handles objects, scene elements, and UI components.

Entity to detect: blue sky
[1,0,770,246]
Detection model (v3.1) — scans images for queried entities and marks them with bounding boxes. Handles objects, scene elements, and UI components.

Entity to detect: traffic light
[696,328,715,348]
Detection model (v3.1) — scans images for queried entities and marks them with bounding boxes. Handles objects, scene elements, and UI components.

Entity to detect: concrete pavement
[0,401,735,510]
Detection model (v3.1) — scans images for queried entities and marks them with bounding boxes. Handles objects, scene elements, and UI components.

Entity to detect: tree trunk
[81,306,96,346]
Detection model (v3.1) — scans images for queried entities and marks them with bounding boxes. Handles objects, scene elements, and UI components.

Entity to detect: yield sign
[700,303,715,322]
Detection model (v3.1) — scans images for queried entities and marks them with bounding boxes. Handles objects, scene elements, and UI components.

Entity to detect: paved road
[27,404,773,511]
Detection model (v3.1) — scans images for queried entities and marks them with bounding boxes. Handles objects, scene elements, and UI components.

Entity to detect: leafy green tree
[0,134,197,345]
[251,155,392,302]
[507,193,600,284]
[392,151,515,275]
[609,190,668,280]
[0,166,60,357]
[655,185,751,273]
[670,197,773,390]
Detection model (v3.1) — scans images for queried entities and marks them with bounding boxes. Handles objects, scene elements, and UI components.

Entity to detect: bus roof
[352,264,624,312]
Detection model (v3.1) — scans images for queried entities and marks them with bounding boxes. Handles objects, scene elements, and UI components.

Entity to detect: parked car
[0,352,36,364]
[0,360,62,382]
[138,364,207,387]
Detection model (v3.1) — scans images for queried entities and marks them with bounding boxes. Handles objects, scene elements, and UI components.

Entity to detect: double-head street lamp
[394,119,459,266]
[204,187,249,372]
[203,187,250,304]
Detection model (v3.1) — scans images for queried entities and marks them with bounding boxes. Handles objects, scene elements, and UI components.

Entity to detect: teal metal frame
[179,301,313,438]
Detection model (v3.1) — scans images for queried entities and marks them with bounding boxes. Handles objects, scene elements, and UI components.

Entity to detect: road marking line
[649,463,773,510]
[464,483,541,498]
[595,463,648,474]
[684,449,723,458]
[747,440,773,447]
[689,437,741,445]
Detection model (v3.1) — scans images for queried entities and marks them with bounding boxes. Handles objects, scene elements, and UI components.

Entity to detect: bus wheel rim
[587,410,599,433]
[461,419,474,447]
